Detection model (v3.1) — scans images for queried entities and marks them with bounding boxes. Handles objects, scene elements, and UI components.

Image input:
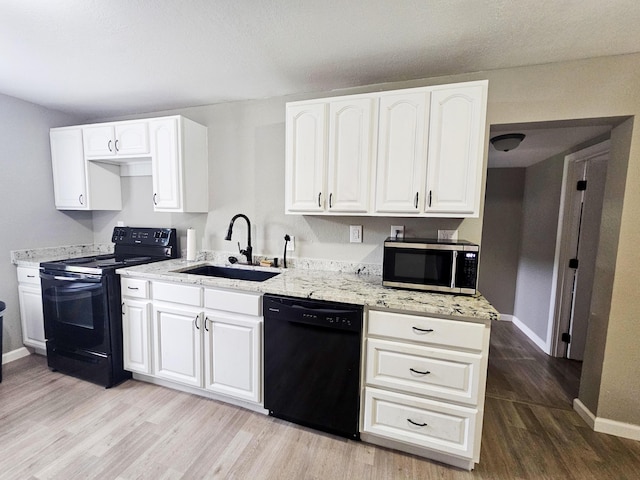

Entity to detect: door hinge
[562,332,571,343]
[577,180,587,191]
[569,258,579,269]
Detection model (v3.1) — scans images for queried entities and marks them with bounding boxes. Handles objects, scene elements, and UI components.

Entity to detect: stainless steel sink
[179,265,280,282]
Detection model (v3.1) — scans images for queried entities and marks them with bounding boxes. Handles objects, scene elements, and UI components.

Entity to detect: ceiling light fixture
[490,133,526,152]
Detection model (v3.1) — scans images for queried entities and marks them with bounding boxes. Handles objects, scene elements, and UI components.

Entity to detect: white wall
[0,94,91,354]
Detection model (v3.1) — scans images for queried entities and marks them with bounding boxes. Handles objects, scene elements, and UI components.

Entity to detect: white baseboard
[574,398,640,441]
[499,314,515,322]
[511,316,551,353]
[2,347,31,365]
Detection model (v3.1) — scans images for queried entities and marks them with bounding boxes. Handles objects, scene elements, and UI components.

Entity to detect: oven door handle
[40,272,103,283]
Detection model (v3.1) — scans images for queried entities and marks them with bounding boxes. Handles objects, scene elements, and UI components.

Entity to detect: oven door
[383,246,455,292]
[40,270,111,353]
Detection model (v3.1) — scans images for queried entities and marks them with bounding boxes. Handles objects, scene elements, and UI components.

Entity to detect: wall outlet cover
[286,236,295,251]
[390,225,405,239]
[438,229,458,241]
[350,225,363,243]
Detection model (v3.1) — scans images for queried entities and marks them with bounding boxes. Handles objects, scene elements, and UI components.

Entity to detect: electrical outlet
[349,225,363,243]
[438,229,458,241]
[286,236,295,251]
[390,225,405,239]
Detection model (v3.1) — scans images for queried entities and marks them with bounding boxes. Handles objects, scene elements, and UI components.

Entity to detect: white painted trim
[2,347,31,365]
[573,398,640,441]
[548,140,611,358]
[498,314,515,322]
[512,316,550,353]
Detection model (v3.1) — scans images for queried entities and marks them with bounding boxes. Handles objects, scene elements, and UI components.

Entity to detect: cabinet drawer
[204,288,262,316]
[153,282,202,306]
[363,387,477,459]
[121,278,149,299]
[17,266,41,285]
[366,338,481,405]
[368,310,486,351]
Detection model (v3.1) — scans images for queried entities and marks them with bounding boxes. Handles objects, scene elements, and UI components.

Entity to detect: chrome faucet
[225,214,252,264]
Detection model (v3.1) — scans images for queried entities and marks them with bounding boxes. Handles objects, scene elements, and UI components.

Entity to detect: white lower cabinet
[16,266,45,352]
[120,277,263,408]
[362,309,490,470]
[153,304,203,387]
[203,311,261,403]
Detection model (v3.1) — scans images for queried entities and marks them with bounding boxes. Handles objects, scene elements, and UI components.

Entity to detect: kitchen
[2,2,640,478]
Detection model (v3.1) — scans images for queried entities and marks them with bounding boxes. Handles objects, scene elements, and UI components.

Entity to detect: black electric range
[40,227,178,387]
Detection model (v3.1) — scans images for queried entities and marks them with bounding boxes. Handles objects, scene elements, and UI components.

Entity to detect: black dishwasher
[263,294,363,440]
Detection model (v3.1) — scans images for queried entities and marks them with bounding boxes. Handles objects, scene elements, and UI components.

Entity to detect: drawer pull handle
[409,368,431,376]
[27,275,35,278]
[127,286,139,290]
[412,326,434,333]
[407,419,428,428]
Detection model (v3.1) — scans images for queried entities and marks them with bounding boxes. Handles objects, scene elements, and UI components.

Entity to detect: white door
[150,118,182,210]
[153,304,202,387]
[18,284,45,349]
[115,122,149,156]
[327,98,375,213]
[425,84,486,215]
[374,91,429,213]
[285,102,327,212]
[50,128,88,209]
[122,299,152,374]
[83,125,116,157]
[554,142,609,360]
[203,311,262,403]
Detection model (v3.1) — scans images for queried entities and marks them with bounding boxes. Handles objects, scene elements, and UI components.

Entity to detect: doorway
[550,141,609,360]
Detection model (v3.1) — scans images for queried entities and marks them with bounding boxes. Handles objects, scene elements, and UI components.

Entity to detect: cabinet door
[115,122,149,156]
[83,125,116,157]
[153,304,202,387]
[327,98,375,213]
[375,92,429,213]
[425,84,486,216]
[50,128,88,209]
[150,118,183,211]
[122,299,152,374]
[18,284,45,350]
[203,311,261,403]
[285,102,327,213]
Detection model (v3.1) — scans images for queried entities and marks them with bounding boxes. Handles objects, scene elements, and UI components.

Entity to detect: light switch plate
[350,225,363,243]
[438,229,458,241]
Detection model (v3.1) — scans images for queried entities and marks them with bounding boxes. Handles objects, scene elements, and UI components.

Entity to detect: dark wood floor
[1,321,639,479]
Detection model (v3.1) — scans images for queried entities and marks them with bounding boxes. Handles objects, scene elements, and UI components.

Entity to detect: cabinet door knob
[414,192,418,209]
[108,139,113,152]
[204,317,210,332]
[329,193,333,208]
[194,315,200,330]
[153,193,158,206]
[318,192,322,208]
[429,190,432,207]
[114,139,119,152]
[79,194,84,205]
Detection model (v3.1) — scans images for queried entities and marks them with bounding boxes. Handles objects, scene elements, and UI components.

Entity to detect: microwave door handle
[450,251,458,289]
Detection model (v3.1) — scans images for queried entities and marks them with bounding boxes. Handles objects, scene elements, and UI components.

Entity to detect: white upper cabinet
[285,97,376,214]
[375,91,429,213]
[285,102,327,213]
[83,121,149,159]
[285,80,488,218]
[425,83,487,216]
[150,116,209,213]
[49,115,207,212]
[327,97,375,213]
[50,126,122,210]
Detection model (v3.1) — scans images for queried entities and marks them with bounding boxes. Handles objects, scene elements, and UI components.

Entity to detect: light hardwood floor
[1,321,640,480]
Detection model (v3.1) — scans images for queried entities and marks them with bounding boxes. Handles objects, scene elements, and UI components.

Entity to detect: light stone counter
[117,258,499,321]
[10,244,114,267]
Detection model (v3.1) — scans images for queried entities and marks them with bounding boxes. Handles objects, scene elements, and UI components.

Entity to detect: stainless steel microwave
[382,237,479,295]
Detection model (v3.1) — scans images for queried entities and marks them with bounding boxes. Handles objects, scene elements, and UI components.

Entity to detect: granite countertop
[11,244,114,267]
[118,258,499,321]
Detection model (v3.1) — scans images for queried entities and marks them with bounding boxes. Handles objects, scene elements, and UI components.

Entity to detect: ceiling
[2,0,640,120]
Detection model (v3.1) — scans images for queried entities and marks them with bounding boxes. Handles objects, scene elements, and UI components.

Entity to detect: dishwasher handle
[263,295,362,333]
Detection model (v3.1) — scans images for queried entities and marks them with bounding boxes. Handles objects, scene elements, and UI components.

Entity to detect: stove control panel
[112,227,177,247]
